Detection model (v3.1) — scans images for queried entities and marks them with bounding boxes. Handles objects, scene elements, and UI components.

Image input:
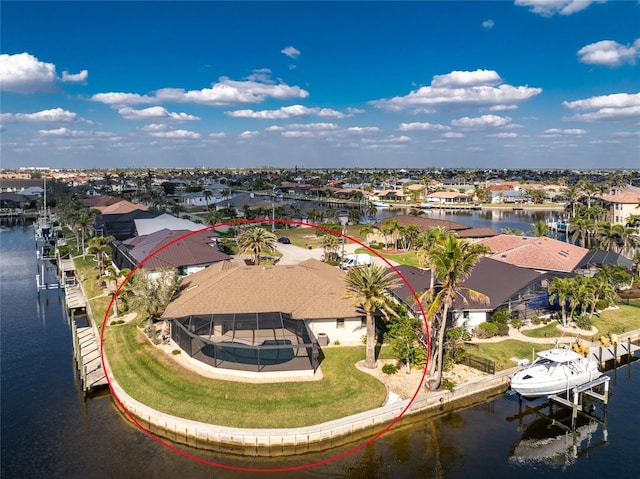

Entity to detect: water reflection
[507,399,607,469]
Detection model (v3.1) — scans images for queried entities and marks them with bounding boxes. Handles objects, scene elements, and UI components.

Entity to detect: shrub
[531,316,542,325]
[369,243,383,250]
[490,308,510,324]
[333,339,341,345]
[511,318,522,330]
[574,315,593,330]
[171,349,181,355]
[595,299,609,311]
[476,322,499,339]
[382,363,397,375]
[496,323,510,336]
[441,378,456,392]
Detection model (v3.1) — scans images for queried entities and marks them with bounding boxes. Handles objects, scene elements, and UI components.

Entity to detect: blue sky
[1,1,639,170]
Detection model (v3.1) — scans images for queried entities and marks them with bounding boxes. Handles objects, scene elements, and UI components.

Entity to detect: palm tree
[237,226,278,265]
[569,217,595,248]
[416,227,450,303]
[420,235,488,390]
[320,232,341,262]
[72,208,97,257]
[87,235,115,278]
[587,275,617,318]
[528,220,549,237]
[563,185,582,219]
[501,227,523,236]
[548,277,571,327]
[359,225,374,244]
[342,264,401,368]
[203,189,213,210]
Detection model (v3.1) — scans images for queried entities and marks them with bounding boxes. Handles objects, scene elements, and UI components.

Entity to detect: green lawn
[105,324,387,428]
[463,340,556,371]
[354,247,420,267]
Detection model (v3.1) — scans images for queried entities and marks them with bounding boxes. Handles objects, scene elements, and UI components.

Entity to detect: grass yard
[104,324,387,428]
[463,340,556,371]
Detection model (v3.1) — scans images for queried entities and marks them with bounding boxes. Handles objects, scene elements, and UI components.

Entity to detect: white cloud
[282,131,315,138]
[563,92,640,121]
[442,132,464,138]
[91,92,155,105]
[0,53,57,93]
[239,130,260,139]
[451,115,512,128]
[38,127,112,137]
[61,70,88,83]
[281,46,301,59]
[148,129,200,139]
[371,69,541,111]
[488,132,518,138]
[91,74,307,108]
[515,0,606,17]
[154,76,308,106]
[489,104,518,111]
[345,126,380,134]
[208,132,226,139]
[482,19,495,30]
[117,106,200,121]
[577,39,640,67]
[398,122,450,131]
[140,123,169,131]
[226,105,346,119]
[0,108,84,123]
[542,128,587,137]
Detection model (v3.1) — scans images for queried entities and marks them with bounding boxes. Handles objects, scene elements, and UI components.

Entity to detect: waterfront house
[388,259,546,329]
[477,234,588,274]
[162,258,364,345]
[370,215,497,244]
[112,228,230,275]
[598,185,640,226]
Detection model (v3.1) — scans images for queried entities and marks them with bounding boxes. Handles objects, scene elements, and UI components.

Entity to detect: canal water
[1,224,637,479]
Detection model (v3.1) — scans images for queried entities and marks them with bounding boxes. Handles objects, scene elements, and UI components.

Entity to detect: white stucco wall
[452,310,488,331]
[307,317,365,345]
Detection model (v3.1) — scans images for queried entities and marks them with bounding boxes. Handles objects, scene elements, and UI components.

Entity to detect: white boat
[510,348,601,398]
[371,201,390,208]
[418,202,433,209]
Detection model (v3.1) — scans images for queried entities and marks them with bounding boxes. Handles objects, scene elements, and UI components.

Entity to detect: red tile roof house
[477,234,588,274]
[161,259,368,377]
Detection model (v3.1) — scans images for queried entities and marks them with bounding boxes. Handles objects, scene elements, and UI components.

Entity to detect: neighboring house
[478,234,588,273]
[371,215,497,243]
[599,185,640,226]
[424,191,473,205]
[162,258,365,346]
[574,249,634,278]
[83,196,148,215]
[134,213,203,236]
[94,209,163,240]
[389,259,545,330]
[113,228,228,275]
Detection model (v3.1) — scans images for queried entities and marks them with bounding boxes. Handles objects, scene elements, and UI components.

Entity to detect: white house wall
[307,317,365,345]
[452,310,488,331]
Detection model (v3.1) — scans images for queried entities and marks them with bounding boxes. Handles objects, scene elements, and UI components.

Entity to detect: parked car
[277,237,291,244]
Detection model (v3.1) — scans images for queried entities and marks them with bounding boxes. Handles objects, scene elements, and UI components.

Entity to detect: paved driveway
[275,243,397,267]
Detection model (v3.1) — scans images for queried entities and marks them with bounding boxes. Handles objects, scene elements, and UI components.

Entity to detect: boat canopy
[537,348,583,363]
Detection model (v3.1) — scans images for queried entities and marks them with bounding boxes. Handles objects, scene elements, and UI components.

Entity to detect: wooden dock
[71,318,108,393]
[588,340,640,367]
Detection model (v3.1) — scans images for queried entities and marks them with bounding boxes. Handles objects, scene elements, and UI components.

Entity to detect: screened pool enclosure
[170,312,320,373]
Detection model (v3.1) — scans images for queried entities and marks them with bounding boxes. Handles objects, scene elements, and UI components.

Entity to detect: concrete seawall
[106,361,512,456]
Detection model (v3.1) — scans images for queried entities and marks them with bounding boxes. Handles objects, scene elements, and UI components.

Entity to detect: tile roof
[478,234,588,273]
[161,259,360,321]
[390,258,541,312]
[126,229,230,270]
[134,213,202,236]
[600,191,640,204]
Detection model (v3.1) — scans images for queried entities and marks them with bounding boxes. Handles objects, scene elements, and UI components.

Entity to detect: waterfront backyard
[70,242,640,429]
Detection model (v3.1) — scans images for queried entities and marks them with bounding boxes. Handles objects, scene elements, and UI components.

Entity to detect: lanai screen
[171,312,319,373]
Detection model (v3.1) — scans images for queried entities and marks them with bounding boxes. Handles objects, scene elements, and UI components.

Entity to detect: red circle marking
[101,218,430,472]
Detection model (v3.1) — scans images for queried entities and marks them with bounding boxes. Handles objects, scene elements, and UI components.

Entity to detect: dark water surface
[2,225,638,479]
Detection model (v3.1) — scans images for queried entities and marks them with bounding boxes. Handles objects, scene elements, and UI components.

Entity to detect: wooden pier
[588,339,639,367]
[71,317,108,394]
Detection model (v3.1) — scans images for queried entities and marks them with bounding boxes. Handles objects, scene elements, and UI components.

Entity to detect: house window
[463,311,470,319]
[361,317,366,328]
[336,318,345,329]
